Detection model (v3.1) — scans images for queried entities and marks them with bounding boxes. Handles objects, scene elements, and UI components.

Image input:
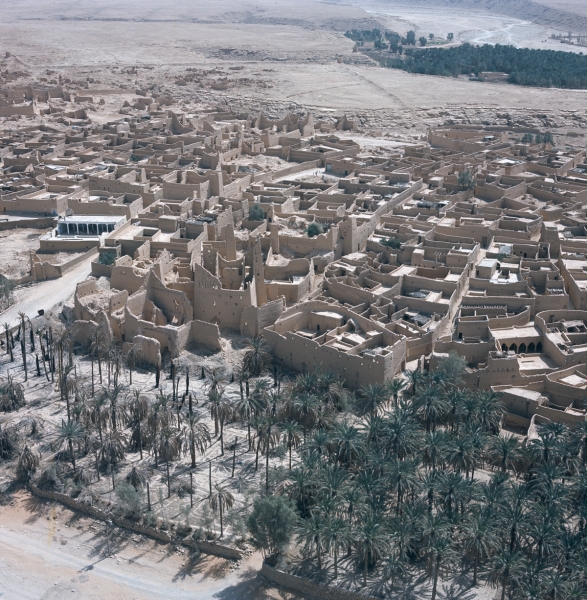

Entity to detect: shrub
[36,464,63,492]
[143,510,158,528]
[307,222,323,238]
[98,252,116,266]
[115,481,143,519]
[247,495,298,557]
[458,170,476,190]
[249,203,265,221]
[381,237,402,249]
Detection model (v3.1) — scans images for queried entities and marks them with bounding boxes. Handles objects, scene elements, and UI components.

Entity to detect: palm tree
[0,374,25,412]
[292,393,320,439]
[381,407,421,460]
[461,508,500,586]
[425,534,458,600]
[100,429,127,488]
[281,420,302,470]
[185,412,210,468]
[60,364,78,421]
[242,337,272,376]
[572,421,587,464]
[387,377,406,407]
[18,312,27,381]
[446,434,475,477]
[436,471,474,519]
[56,419,85,471]
[499,482,529,553]
[422,430,447,472]
[208,387,231,453]
[158,427,182,498]
[359,382,389,416]
[487,550,524,600]
[3,323,12,361]
[89,329,106,389]
[89,393,109,444]
[474,390,504,433]
[329,420,364,467]
[489,434,521,472]
[208,484,234,537]
[322,516,352,579]
[16,445,40,483]
[382,549,409,592]
[403,368,424,396]
[101,384,127,431]
[128,389,149,459]
[297,512,325,571]
[125,341,143,386]
[236,380,266,449]
[126,464,148,491]
[322,376,352,412]
[258,413,280,492]
[413,383,448,432]
[387,457,419,514]
[355,510,388,586]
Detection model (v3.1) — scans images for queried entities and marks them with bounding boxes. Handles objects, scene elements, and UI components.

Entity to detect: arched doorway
[519,343,527,353]
[501,344,508,352]
[509,343,518,353]
[528,342,535,353]
[536,342,543,353]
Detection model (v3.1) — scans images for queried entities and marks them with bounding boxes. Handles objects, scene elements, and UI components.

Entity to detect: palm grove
[3,319,587,599]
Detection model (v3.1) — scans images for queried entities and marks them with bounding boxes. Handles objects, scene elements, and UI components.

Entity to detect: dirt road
[0,491,300,600]
[0,255,95,329]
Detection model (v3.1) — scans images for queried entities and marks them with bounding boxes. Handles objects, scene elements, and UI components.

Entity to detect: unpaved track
[0,491,300,600]
[0,254,95,329]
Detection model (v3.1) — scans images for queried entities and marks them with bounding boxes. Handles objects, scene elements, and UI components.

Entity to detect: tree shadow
[172,553,231,582]
[213,570,305,600]
[22,492,53,524]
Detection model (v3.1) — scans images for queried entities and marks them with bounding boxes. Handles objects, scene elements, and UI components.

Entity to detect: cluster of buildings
[2,87,587,437]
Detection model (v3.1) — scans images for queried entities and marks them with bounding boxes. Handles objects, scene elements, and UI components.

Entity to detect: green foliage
[406,31,416,46]
[383,43,587,89]
[98,252,116,266]
[458,170,476,190]
[435,351,467,386]
[521,133,534,144]
[0,276,15,308]
[248,203,265,221]
[115,481,143,519]
[344,28,383,43]
[306,222,324,238]
[380,237,402,249]
[247,495,298,556]
[536,132,554,145]
[419,36,427,47]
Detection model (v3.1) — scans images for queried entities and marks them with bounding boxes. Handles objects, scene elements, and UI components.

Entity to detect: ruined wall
[193,263,255,330]
[188,319,222,351]
[241,298,284,338]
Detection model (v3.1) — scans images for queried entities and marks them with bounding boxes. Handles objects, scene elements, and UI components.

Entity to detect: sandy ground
[2,0,586,145]
[0,229,48,280]
[0,491,303,600]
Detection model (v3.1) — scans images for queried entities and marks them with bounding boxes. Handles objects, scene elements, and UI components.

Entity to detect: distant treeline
[379,42,587,89]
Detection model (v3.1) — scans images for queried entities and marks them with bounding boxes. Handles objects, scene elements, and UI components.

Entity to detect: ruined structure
[2,88,587,437]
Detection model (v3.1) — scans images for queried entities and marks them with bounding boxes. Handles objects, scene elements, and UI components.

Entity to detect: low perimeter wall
[261,562,378,600]
[29,484,242,560]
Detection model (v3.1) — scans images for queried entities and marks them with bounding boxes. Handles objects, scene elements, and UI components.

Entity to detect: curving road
[0,254,95,329]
